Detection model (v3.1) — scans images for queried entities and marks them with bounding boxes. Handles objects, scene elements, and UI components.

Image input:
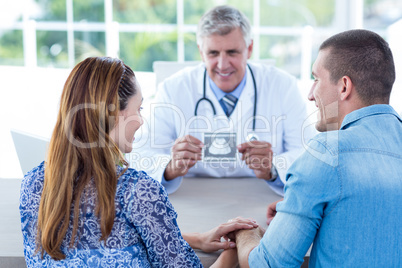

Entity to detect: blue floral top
[19,162,202,267]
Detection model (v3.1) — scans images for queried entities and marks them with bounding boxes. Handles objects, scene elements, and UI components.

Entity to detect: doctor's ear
[198,44,205,61]
[247,40,254,59]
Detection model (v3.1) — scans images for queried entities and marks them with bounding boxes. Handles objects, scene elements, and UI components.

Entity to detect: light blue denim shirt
[249,104,402,267]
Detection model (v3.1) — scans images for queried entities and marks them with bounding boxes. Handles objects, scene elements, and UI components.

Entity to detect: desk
[169,177,282,267]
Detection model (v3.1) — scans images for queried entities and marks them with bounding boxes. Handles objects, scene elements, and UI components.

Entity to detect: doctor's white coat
[130,62,315,195]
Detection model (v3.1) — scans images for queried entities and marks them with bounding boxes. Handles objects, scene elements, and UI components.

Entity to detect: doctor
[132,5,314,195]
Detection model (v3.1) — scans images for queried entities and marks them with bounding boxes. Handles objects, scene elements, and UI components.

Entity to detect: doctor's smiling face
[199,27,253,93]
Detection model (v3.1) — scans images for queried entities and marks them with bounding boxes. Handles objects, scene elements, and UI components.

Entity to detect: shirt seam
[311,139,338,156]
[338,148,402,159]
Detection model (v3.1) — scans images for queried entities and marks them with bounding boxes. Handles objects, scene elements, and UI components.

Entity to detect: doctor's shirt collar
[208,72,247,101]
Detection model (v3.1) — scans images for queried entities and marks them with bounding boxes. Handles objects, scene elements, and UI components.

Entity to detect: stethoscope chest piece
[246,133,259,142]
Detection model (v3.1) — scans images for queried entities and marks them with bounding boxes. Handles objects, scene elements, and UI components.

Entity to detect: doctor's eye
[227,50,239,55]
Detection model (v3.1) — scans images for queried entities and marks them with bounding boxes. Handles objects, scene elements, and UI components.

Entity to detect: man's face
[308,49,342,132]
[198,28,253,93]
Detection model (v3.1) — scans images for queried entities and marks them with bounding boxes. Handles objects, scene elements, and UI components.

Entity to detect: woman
[19,57,257,267]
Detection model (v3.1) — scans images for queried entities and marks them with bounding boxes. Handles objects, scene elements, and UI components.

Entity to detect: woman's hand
[192,217,259,253]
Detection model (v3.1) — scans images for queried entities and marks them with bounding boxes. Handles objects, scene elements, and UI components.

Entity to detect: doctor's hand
[237,141,273,180]
[164,135,203,181]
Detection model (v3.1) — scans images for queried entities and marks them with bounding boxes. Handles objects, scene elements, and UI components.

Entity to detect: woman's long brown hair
[37,57,137,260]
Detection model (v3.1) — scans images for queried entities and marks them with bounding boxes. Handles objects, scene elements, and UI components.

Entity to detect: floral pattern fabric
[20,162,202,267]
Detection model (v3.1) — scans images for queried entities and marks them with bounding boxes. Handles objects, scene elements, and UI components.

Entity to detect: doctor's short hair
[197,5,252,49]
[320,29,395,105]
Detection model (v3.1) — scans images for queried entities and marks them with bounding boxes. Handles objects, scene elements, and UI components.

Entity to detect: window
[0,30,24,66]
[363,0,402,30]
[0,0,401,77]
[1,0,402,179]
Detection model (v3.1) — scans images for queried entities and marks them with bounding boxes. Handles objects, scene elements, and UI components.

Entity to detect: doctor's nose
[217,55,230,70]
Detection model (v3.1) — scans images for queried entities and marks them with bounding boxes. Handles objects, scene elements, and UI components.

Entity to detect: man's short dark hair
[320,29,395,105]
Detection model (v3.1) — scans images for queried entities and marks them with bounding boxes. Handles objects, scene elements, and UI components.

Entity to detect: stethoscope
[194,64,258,141]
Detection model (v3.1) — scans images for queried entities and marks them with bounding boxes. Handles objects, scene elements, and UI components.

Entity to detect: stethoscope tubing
[194,64,257,131]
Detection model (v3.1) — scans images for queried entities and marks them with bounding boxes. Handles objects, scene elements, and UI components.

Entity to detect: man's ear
[339,76,353,101]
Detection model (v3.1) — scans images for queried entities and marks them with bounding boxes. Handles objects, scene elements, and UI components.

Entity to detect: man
[132,5,314,194]
[235,29,402,267]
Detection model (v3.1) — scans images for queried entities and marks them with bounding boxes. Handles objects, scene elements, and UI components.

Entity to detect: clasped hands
[164,134,274,181]
[190,217,260,253]
[191,199,282,253]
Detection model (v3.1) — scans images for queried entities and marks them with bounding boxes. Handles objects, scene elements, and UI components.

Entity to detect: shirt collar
[208,71,247,100]
[340,104,402,130]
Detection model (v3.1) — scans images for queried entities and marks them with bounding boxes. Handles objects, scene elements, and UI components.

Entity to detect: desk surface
[168,177,282,267]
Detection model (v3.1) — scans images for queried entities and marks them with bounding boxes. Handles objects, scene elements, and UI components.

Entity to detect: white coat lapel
[231,66,254,128]
[196,63,206,96]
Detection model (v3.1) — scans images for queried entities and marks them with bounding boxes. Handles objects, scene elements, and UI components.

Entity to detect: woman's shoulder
[21,161,46,190]
[25,161,45,176]
[117,167,164,192]
[118,166,149,182]
[20,161,46,212]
